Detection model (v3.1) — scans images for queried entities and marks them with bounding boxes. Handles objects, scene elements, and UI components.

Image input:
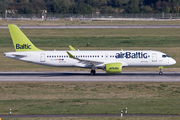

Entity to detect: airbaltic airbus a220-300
[4,25,176,75]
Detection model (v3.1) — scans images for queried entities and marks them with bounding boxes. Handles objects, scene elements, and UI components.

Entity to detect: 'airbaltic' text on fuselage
[109,67,119,70]
[115,52,148,59]
[16,44,31,49]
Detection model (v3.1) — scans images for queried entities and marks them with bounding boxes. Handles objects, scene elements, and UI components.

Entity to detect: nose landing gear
[159,66,163,75]
[90,69,96,75]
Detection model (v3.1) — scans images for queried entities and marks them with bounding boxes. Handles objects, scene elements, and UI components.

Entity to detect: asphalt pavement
[1,25,180,29]
[0,71,180,82]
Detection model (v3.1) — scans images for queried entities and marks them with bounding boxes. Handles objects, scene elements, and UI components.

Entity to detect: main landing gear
[159,66,163,75]
[90,69,96,75]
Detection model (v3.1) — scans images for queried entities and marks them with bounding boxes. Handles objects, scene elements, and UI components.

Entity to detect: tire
[159,71,163,75]
[90,70,96,75]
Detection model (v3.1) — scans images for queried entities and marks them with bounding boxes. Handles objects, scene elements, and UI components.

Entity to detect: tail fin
[8,24,42,52]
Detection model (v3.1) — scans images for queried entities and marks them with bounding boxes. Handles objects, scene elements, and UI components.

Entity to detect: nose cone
[170,58,176,65]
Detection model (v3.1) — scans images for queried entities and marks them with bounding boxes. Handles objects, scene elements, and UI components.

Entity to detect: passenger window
[166,55,170,57]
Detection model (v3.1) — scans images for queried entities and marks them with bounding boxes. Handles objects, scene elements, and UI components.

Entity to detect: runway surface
[0,72,180,82]
[1,25,180,29]
[0,114,180,118]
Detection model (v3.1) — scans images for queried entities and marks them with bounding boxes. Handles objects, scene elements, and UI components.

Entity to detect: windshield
[162,55,170,58]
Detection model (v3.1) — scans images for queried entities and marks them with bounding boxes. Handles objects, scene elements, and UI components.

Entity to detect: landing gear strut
[90,69,96,75]
[159,66,163,75]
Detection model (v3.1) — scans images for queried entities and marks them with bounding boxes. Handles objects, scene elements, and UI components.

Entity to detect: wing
[66,51,128,68]
[67,51,103,65]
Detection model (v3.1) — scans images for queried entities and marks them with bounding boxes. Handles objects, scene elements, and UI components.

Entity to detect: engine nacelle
[103,63,122,73]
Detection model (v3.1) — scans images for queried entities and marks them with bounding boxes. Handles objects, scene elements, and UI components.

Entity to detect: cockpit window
[162,55,166,58]
[162,55,171,58]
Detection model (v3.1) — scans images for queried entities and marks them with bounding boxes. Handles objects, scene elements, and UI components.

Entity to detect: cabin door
[40,53,45,62]
[152,53,157,62]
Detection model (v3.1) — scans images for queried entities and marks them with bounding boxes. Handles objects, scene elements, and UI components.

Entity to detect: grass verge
[2,117,180,120]
[0,82,180,115]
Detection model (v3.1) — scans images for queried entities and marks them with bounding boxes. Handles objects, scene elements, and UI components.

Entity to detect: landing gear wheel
[90,70,96,75]
[159,71,163,75]
[159,68,163,75]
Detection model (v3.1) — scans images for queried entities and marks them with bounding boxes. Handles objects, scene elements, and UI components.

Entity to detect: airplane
[4,24,176,75]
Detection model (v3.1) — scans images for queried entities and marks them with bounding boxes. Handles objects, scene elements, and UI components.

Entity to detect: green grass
[0,28,180,71]
[2,117,180,120]
[0,82,180,115]
[31,36,180,47]
[1,28,180,48]
[1,98,180,115]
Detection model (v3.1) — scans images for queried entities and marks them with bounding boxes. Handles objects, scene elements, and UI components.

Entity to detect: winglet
[69,45,76,51]
[67,51,76,58]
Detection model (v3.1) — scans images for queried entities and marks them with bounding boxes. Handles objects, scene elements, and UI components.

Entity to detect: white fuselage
[4,50,176,70]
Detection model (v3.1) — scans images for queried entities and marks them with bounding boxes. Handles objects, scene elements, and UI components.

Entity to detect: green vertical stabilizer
[8,24,42,52]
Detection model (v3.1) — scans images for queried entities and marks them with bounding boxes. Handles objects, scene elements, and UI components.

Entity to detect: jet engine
[103,63,122,73]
